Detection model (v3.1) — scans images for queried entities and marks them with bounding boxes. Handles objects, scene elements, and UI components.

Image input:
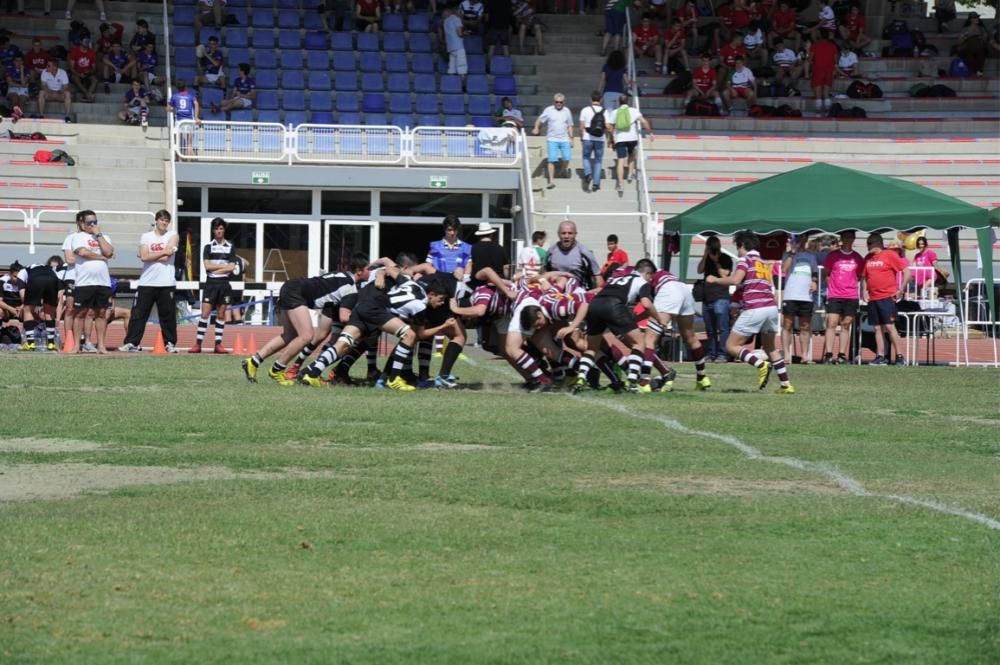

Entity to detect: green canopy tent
[667,163,997,327]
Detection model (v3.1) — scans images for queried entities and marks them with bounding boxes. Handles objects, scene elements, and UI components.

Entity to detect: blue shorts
[604,8,626,35]
[867,297,897,326]
[547,140,572,162]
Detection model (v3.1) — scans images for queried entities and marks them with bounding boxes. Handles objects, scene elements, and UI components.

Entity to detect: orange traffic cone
[152,331,167,355]
[233,333,245,355]
[247,334,257,355]
[61,331,76,353]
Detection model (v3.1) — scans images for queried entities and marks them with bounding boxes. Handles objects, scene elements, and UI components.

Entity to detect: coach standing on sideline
[70,209,115,354]
[119,209,180,352]
[544,220,604,290]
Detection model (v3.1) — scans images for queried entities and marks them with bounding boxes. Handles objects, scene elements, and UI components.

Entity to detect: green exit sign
[251,171,270,185]
[430,175,448,189]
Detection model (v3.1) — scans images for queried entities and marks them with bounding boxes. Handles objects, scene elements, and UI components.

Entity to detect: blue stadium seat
[490,55,513,75]
[415,94,438,114]
[443,115,467,127]
[463,36,483,55]
[493,76,516,96]
[441,94,464,116]
[281,90,306,111]
[174,49,196,68]
[228,8,249,25]
[362,93,385,113]
[202,27,222,43]
[308,71,331,90]
[306,51,328,70]
[256,70,279,89]
[407,13,429,32]
[361,73,384,93]
[310,90,333,111]
[174,7,195,25]
[359,52,382,73]
[257,110,282,123]
[391,113,415,128]
[339,111,361,125]
[224,28,248,48]
[303,12,324,30]
[388,93,412,114]
[413,74,435,94]
[251,30,276,49]
[277,0,299,8]
[175,68,197,85]
[411,54,435,74]
[254,50,278,69]
[467,54,486,75]
[251,12,274,28]
[383,33,405,52]
[385,53,408,73]
[277,10,300,29]
[440,75,462,95]
[251,0,271,7]
[387,73,410,93]
[230,109,254,122]
[408,33,431,53]
[417,114,439,126]
[382,13,404,32]
[466,75,488,95]
[173,27,195,46]
[257,90,279,110]
[437,56,450,74]
[311,111,336,124]
[471,116,493,128]
[227,48,251,67]
[330,31,352,51]
[467,95,491,116]
[336,92,359,112]
[284,111,308,126]
[175,0,195,5]
[279,50,303,69]
[281,70,305,89]
[364,112,388,126]
[304,31,329,50]
[357,33,379,52]
[202,92,225,119]
[332,52,355,71]
[278,30,301,49]
[334,72,357,91]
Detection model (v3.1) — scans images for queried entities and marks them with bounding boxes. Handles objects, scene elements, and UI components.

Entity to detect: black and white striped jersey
[387,277,428,319]
[203,240,237,280]
[303,272,358,309]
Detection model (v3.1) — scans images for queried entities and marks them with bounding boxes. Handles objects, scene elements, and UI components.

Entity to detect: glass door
[324,221,378,272]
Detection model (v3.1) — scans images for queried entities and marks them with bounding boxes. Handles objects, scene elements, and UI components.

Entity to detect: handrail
[519,128,536,238]
[162,0,177,225]
[623,8,656,261]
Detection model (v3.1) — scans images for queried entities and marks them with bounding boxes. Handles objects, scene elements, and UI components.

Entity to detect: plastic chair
[441,94,464,115]
[382,13,404,31]
[277,30,301,50]
[334,72,358,91]
[440,75,462,94]
[253,50,278,71]
[383,33,405,52]
[411,53,435,74]
[280,70,305,90]
[283,90,306,110]
[357,33,379,52]
[251,30,276,49]
[332,52,355,71]
[408,33,431,52]
[359,52,382,73]
[307,71,331,90]
[466,74,488,95]
[303,31,329,50]
[310,90,333,111]
[305,51,329,70]
[388,93,412,113]
[361,73,384,93]
[330,31,353,51]
[413,74,436,94]
[362,93,386,113]
[385,53,409,73]
[387,73,411,93]
[467,95,491,116]
[255,70,279,89]
[415,94,438,114]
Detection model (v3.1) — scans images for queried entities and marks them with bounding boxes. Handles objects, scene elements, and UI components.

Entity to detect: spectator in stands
[768,0,800,52]
[128,19,156,59]
[685,53,722,109]
[195,36,225,89]
[956,13,989,76]
[912,235,939,295]
[821,230,863,364]
[809,28,837,116]
[194,0,225,39]
[545,220,603,289]
[835,40,859,78]
[780,234,818,363]
[838,5,871,52]
[460,0,485,39]
[517,230,547,277]
[715,0,751,51]
[512,0,544,55]
[579,90,611,192]
[661,18,688,74]
[600,233,629,280]
[96,22,124,58]
[216,63,255,114]
[719,32,748,83]
[861,233,909,366]
[317,1,349,32]
[26,38,49,84]
[0,35,21,74]
[118,78,149,127]
[599,49,629,111]
[721,56,756,112]
[675,0,700,48]
[354,0,381,32]
[168,80,201,159]
[65,0,106,21]
[698,235,733,362]
[443,5,467,78]
[609,94,653,192]
[118,209,179,353]
[103,42,132,92]
[136,42,163,102]
[632,14,662,71]
[532,92,575,189]
[68,36,98,103]
[743,20,768,69]
[495,95,524,127]
[484,0,512,61]
[601,0,627,57]
[6,55,31,119]
[934,0,956,34]
[38,60,74,123]
[810,0,836,39]
[771,37,803,82]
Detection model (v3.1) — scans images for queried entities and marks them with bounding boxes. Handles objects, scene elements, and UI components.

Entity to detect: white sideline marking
[467,354,1000,531]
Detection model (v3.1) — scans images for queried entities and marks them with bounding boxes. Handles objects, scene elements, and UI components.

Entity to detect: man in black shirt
[469,222,516,299]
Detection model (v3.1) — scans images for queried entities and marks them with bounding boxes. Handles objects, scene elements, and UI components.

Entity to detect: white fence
[172,121,523,167]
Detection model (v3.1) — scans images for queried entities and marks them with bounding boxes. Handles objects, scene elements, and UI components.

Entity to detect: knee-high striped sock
[249,353,263,368]
[691,345,707,379]
[738,348,765,368]
[576,354,596,381]
[387,342,413,379]
[23,321,36,344]
[213,318,225,346]
[366,347,378,373]
[44,320,56,344]
[627,347,642,383]
[552,349,575,381]
[307,345,340,378]
[294,342,316,364]
[417,341,432,380]
[641,348,656,382]
[514,351,544,381]
[195,317,210,343]
[773,357,790,386]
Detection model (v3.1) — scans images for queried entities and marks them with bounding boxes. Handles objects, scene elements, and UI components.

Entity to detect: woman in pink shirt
[820,230,864,364]
[912,236,939,293]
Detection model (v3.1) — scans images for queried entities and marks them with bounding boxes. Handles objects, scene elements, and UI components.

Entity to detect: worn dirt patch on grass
[575,475,845,497]
[0,438,103,453]
[413,442,498,452]
[0,463,342,502]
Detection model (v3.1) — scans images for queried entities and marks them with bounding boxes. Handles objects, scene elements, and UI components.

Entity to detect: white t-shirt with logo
[838,51,858,72]
[578,103,612,142]
[41,68,69,92]
[60,232,77,282]
[138,229,178,287]
[730,67,755,89]
[773,48,799,69]
[70,231,113,287]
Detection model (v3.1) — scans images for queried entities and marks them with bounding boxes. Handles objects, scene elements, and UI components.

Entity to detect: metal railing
[957,277,1000,367]
[518,128,536,239]
[623,8,657,261]
[171,121,524,168]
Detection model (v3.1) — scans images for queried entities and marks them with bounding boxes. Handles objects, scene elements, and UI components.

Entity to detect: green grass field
[1,352,998,664]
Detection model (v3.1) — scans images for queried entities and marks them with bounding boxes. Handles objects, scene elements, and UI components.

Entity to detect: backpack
[846,81,881,99]
[748,104,776,117]
[663,70,692,94]
[614,105,632,131]
[775,104,802,117]
[761,81,789,98]
[882,19,909,39]
[8,130,47,140]
[949,57,970,77]
[914,83,957,97]
[685,99,720,116]
[0,325,21,345]
[586,106,606,137]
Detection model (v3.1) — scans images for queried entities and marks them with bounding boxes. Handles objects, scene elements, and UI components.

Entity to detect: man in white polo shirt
[70,209,115,353]
[722,55,757,113]
[119,209,180,353]
[38,59,74,123]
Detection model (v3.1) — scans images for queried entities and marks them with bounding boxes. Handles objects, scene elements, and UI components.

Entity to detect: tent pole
[974,227,998,368]
[679,235,692,281]
[947,229,967,366]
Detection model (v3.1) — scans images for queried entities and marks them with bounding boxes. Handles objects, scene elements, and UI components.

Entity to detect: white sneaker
[164,342,179,354]
[117,343,142,352]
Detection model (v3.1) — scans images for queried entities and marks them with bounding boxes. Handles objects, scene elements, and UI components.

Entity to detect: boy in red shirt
[861,234,910,365]
[838,5,871,51]
[632,14,662,70]
[685,52,721,108]
[719,33,747,82]
[809,28,838,115]
[68,36,98,102]
[768,0,800,52]
[661,18,688,74]
[25,38,49,83]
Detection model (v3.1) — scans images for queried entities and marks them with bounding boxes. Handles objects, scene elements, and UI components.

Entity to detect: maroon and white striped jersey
[539,289,586,321]
[471,285,511,317]
[735,250,777,310]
